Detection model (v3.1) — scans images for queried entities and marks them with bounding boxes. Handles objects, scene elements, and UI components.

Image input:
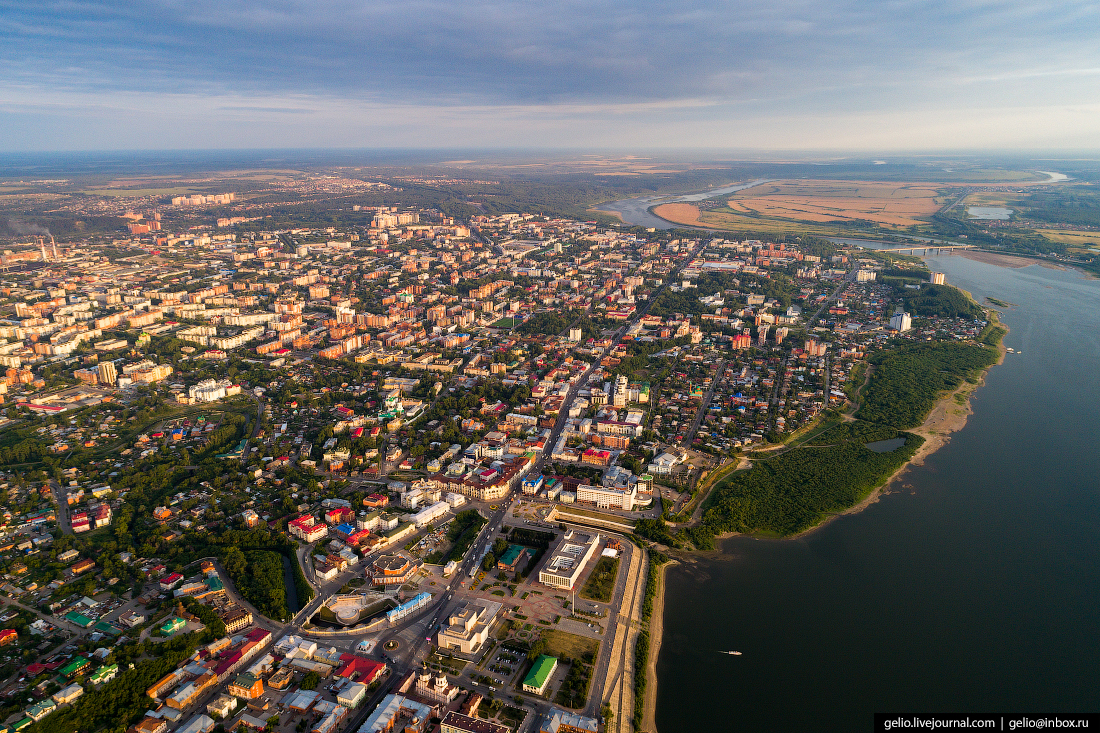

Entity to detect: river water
[655,255,1100,730]
[592,179,771,229]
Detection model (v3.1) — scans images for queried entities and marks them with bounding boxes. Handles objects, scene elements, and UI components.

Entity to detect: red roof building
[336,655,387,684]
[160,573,184,591]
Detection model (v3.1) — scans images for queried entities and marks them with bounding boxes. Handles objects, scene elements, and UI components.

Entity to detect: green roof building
[205,576,224,593]
[93,620,123,636]
[12,717,33,731]
[64,611,94,628]
[522,654,558,696]
[160,616,186,635]
[90,664,118,686]
[497,544,529,571]
[25,699,56,722]
[60,657,90,678]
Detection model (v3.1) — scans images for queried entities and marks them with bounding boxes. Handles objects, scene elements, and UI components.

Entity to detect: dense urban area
[0,170,1008,733]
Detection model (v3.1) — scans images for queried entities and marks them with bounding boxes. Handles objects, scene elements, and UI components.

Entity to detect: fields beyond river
[652,179,949,232]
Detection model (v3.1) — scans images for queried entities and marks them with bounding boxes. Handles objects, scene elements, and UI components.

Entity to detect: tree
[528,638,549,661]
[223,547,247,578]
[301,671,320,690]
[482,553,496,571]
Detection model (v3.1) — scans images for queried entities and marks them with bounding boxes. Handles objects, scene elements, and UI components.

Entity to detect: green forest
[221,547,292,621]
[903,284,985,319]
[855,341,999,428]
[1020,188,1100,228]
[688,435,923,541]
[27,631,210,733]
[516,309,583,337]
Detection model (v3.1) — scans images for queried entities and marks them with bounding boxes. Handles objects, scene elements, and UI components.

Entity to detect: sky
[1,0,1099,151]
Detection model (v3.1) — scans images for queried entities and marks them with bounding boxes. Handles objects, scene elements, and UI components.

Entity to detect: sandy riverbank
[642,559,675,733]
[647,315,1008,730]
[591,207,626,223]
[785,317,1009,539]
[959,250,1066,270]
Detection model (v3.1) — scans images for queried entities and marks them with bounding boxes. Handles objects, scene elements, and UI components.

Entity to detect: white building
[612,374,629,407]
[576,483,638,511]
[436,601,501,654]
[337,682,367,708]
[647,451,681,476]
[410,501,449,528]
[539,530,601,590]
[890,312,912,332]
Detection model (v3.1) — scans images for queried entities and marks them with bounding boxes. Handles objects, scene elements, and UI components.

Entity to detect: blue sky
[1,0,1098,151]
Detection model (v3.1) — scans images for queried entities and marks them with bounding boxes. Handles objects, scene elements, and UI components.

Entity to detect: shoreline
[785,314,1008,540]
[642,558,675,733]
[958,250,1067,271]
[648,292,1008,731]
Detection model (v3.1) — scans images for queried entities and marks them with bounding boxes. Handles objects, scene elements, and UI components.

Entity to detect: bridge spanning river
[859,243,975,255]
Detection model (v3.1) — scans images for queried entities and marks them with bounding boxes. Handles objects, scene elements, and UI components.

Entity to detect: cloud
[0,0,1098,149]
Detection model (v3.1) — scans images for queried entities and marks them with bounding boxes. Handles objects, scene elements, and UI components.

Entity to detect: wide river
[655,255,1100,729]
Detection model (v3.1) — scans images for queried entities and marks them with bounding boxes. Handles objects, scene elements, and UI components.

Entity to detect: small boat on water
[721,651,742,655]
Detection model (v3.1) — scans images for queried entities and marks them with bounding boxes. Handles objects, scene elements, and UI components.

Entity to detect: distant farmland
[653,179,951,233]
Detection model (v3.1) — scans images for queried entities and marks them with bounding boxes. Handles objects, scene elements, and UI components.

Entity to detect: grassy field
[651,204,882,237]
[1033,229,1100,249]
[649,202,702,225]
[724,179,946,227]
[962,191,1023,207]
[579,556,619,602]
[540,629,600,662]
[652,178,960,233]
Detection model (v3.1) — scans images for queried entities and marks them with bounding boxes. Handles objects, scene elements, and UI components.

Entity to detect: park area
[580,556,620,603]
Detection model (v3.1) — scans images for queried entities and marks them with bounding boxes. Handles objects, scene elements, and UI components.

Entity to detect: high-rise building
[930,272,945,285]
[890,312,912,332]
[98,361,117,386]
[612,374,629,407]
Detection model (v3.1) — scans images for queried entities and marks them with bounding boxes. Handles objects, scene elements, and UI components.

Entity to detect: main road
[220,237,711,723]
[534,239,708,476]
[680,358,726,449]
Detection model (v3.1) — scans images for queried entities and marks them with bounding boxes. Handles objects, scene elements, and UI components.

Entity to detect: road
[806,267,856,328]
[0,595,88,636]
[48,479,72,535]
[533,239,708,476]
[249,395,265,440]
[680,358,726,448]
[603,542,649,730]
[171,240,711,727]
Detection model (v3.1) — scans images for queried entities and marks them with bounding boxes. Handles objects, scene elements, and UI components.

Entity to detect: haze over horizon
[2,0,1099,152]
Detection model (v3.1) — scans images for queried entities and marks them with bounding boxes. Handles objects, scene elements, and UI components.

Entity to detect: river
[655,255,1100,730]
[592,179,772,229]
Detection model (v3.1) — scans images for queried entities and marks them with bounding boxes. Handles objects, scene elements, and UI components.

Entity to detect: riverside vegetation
[636,321,1004,548]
